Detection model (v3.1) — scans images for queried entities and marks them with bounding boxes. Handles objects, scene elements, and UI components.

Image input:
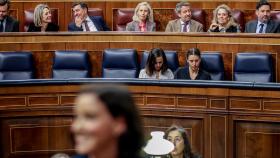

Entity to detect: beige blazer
[165,19,203,32]
[126,21,156,32]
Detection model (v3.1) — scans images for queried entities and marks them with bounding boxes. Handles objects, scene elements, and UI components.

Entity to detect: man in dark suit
[245,0,280,33]
[0,0,19,32]
[68,2,110,31]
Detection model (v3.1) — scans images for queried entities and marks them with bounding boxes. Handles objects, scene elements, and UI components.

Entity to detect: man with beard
[165,1,203,32]
[0,0,19,32]
[245,0,280,33]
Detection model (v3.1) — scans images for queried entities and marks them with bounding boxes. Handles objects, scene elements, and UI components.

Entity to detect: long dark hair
[186,48,201,60]
[145,48,168,76]
[79,85,144,158]
[164,125,197,158]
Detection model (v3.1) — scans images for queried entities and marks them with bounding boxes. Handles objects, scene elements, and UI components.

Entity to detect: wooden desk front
[0,79,280,158]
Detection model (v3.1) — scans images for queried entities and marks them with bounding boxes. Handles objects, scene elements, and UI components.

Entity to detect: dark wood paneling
[235,121,280,158]
[9,1,280,32]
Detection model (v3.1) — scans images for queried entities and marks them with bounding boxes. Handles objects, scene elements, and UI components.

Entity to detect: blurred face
[42,8,52,23]
[187,55,201,71]
[0,4,8,20]
[178,6,192,22]
[71,94,123,155]
[256,5,271,23]
[217,8,229,25]
[154,56,163,71]
[137,5,149,22]
[73,4,87,20]
[167,130,185,157]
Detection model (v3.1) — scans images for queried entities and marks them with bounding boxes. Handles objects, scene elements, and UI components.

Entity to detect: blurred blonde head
[132,2,154,23]
[212,4,238,28]
[34,4,50,27]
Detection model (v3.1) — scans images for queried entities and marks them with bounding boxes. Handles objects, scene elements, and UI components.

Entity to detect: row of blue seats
[0,49,274,82]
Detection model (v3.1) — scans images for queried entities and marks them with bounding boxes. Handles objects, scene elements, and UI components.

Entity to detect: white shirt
[180,20,190,32]
[138,69,174,79]
[82,16,97,32]
[0,18,6,31]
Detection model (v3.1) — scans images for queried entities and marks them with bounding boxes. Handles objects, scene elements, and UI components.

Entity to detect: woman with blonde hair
[208,4,240,32]
[126,2,156,32]
[27,4,59,32]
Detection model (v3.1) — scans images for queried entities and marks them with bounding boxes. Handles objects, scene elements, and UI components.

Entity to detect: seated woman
[126,2,156,32]
[208,4,240,33]
[71,85,144,158]
[174,48,211,80]
[165,125,201,158]
[27,4,59,32]
[139,48,174,79]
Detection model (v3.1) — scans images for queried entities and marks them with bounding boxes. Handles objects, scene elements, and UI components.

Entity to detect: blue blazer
[245,19,280,33]
[68,16,110,31]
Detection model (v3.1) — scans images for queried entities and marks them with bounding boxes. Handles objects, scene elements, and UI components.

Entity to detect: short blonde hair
[132,2,154,22]
[212,4,238,29]
[34,4,50,27]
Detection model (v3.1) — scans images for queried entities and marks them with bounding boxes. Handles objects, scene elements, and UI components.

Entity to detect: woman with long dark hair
[71,85,144,158]
[139,48,174,79]
[174,48,210,80]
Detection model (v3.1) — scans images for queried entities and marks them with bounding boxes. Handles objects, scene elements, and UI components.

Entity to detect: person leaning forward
[0,0,19,32]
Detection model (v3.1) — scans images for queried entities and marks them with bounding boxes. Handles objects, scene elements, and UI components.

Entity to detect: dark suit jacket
[209,25,240,33]
[126,21,156,31]
[4,16,19,32]
[68,16,110,31]
[245,19,280,33]
[27,22,59,32]
[174,66,211,80]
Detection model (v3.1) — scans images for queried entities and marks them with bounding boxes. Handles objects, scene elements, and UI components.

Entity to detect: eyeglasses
[167,137,183,145]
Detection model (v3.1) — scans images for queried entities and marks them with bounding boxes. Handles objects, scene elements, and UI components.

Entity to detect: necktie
[84,20,90,31]
[259,23,264,33]
[0,20,4,32]
[183,22,188,32]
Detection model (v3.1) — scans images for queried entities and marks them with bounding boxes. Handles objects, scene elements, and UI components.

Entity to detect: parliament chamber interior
[0,0,280,158]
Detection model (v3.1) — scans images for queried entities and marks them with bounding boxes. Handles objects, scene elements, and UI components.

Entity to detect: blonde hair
[212,4,238,29]
[132,2,154,22]
[34,4,50,27]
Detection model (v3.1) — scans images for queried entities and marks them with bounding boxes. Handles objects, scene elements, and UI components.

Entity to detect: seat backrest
[102,49,138,78]
[52,51,91,79]
[24,9,58,32]
[88,8,104,17]
[200,52,225,80]
[0,52,34,80]
[113,8,134,31]
[140,50,179,72]
[271,10,280,22]
[232,9,245,32]
[234,53,273,82]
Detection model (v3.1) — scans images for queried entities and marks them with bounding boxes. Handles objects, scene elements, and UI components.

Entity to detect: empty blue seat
[201,52,225,80]
[0,52,34,80]
[52,51,91,79]
[234,53,273,82]
[102,49,138,78]
[140,50,179,72]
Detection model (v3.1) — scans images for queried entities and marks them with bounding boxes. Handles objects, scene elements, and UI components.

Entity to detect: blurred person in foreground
[71,85,144,158]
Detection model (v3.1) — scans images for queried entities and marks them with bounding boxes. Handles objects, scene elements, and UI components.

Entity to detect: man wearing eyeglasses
[0,0,19,32]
